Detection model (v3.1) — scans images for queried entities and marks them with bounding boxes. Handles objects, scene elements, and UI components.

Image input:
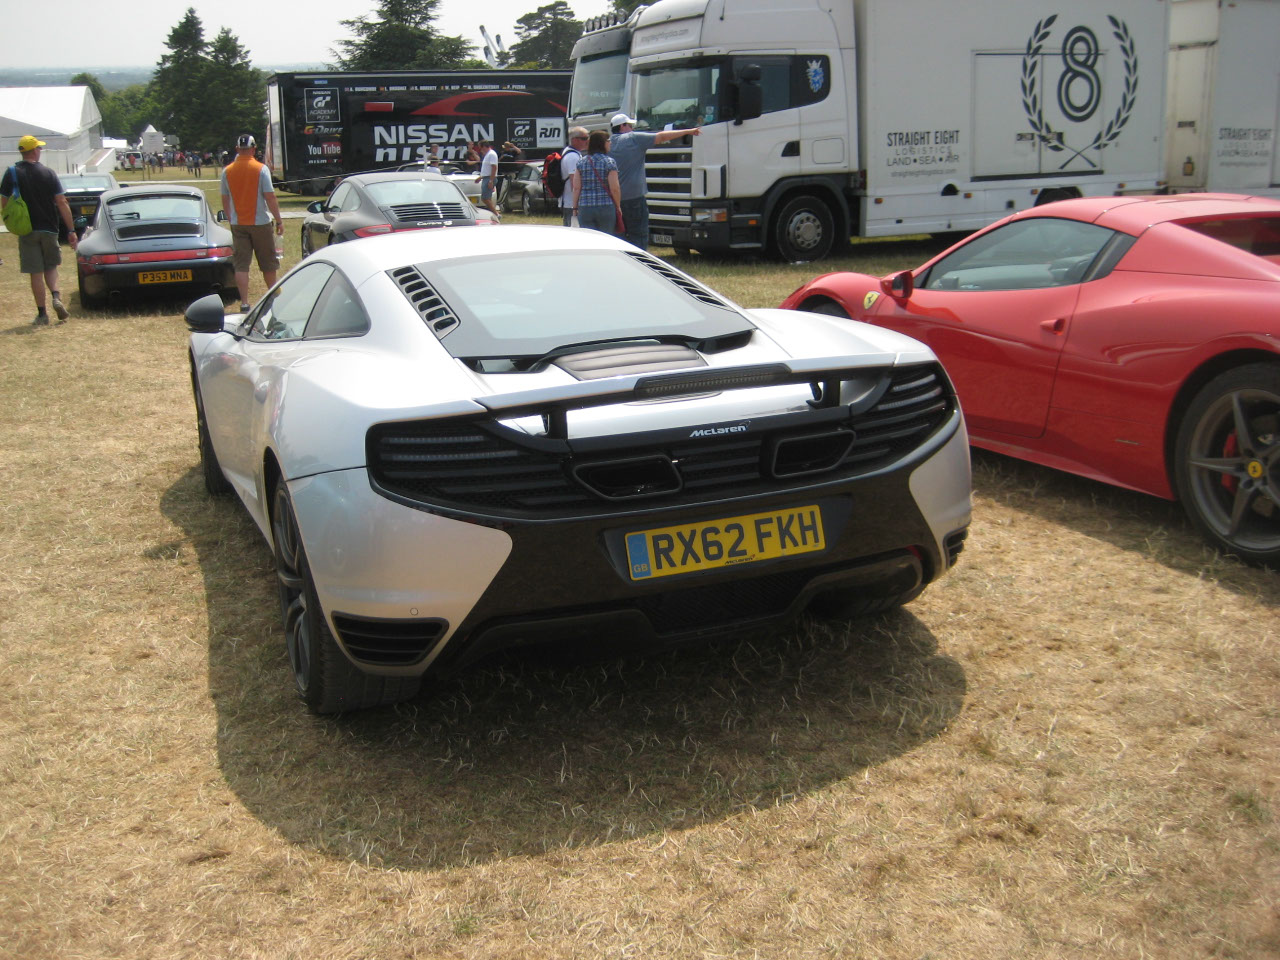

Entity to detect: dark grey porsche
[299,171,494,256]
[75,184,235,308]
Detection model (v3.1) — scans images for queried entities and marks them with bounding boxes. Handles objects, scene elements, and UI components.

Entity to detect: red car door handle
[1041,317,1066,334]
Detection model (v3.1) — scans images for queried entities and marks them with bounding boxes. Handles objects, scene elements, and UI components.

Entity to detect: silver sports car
[186,226,972,714]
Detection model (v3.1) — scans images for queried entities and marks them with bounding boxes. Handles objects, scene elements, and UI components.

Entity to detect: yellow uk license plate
[626,505,825,581]
[138,269,192,284]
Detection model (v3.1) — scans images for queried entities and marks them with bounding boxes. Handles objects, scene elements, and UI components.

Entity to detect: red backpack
[542,147,578,199]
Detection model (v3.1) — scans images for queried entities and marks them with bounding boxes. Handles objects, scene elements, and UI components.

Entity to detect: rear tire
[807,299,851,319]
[272,483,420,713]
[771,194,836,263]
[1173,363,1280,566]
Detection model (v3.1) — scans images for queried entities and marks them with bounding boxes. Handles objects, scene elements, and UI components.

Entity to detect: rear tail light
[354,224,395,237]
[78,246,232,274]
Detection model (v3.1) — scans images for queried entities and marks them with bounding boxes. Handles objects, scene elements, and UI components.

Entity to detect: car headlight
[694,207,729,223]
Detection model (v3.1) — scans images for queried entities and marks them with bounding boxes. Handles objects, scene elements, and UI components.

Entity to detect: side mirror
[881,270,914,299]
[306,201,324,214]
[185,293,230,332]
[215,210,226,222]
[734,65,763,125]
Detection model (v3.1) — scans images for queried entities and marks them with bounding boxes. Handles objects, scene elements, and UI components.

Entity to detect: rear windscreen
[1182,217,1280,264]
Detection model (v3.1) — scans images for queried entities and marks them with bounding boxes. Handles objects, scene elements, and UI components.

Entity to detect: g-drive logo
[689,422,750,438]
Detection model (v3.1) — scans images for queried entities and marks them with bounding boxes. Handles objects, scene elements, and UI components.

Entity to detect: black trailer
[265,70,572,195]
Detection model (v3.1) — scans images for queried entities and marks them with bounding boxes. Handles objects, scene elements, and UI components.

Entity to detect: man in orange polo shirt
[219,134,284,312]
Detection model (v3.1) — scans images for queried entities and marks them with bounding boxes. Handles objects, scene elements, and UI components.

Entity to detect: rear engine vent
[388,201,469,222]
[388,265,459,337]
[944,528,969,566]
[331,614,447,666]
[115,223,202,239]
[626,251,735,309]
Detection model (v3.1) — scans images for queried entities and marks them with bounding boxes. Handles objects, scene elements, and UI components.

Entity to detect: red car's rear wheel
[1175,363,1280,566]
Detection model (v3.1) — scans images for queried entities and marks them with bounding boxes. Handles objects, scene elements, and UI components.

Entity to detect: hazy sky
[7,0,612,70]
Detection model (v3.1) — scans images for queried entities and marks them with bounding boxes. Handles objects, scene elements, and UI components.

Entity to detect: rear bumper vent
[944,528,969,567]
[331,614,447,666]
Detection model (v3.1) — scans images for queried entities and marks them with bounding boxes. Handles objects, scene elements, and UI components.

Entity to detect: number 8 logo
[1057,26,1101,123]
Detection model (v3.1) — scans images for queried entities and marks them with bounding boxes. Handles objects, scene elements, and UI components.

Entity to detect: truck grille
[367,364,953,520]
[646,145,694,232]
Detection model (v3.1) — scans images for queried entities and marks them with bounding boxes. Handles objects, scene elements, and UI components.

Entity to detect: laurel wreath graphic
[1020,15,1138,168]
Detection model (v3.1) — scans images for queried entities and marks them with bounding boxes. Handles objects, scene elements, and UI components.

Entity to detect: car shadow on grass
[970,448,1278,597]
[160,467,967,872]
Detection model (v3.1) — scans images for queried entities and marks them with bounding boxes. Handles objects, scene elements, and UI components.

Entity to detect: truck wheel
[1173,363,1280,566]
[772,195,834,262]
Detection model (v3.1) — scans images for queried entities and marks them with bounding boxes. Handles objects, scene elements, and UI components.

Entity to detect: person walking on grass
[477,139,500,220]
[1,135,78,326]
[220,134,284,312]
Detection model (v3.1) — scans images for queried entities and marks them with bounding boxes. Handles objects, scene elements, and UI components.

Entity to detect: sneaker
[32,311,49,326]
[240,302,251,313]
[51,297,69,322]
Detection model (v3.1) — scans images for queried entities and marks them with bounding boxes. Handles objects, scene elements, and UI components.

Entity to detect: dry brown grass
[0,223,1276,960]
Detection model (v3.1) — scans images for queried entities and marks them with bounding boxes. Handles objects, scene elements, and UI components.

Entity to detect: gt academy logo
[1020,15,1138,170]
[689,422,751,438]
[305,88,341,124]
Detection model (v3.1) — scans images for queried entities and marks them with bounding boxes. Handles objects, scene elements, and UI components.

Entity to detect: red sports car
[781,194,1280,566]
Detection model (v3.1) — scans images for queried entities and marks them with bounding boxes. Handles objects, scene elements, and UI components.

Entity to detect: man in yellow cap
[1,135,78,325]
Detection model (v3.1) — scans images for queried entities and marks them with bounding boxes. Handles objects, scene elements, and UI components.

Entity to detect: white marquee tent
[0,86,112,173]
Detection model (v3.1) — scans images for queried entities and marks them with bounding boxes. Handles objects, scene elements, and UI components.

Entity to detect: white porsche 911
[186,226,972,714]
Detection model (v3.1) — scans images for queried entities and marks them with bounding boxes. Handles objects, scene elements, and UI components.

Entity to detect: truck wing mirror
[734,64,763,125]
[882,270,914,299]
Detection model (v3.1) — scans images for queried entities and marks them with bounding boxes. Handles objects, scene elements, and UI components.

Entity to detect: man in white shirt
[477,140,500,219]
[559,127,588,226]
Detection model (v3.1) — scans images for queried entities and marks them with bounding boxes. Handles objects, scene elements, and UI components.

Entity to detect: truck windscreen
[570,52,630,117]
[634,61,723,129]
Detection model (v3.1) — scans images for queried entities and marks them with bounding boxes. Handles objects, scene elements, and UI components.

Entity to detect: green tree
[98,84,160,141]
[609,0,646,15]
[70,73,108,109]
[507,2,581,69]
[335,0,475,70]
[146,8,265,154]
[151,7,210,149]
[202,29,266,154]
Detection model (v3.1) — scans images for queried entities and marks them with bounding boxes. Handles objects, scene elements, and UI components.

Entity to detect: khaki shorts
[18,231,61,274]
[231,223,279,272]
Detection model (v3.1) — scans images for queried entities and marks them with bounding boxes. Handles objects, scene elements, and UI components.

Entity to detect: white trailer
[627,0,1168,260]
[1164,0,1280,195]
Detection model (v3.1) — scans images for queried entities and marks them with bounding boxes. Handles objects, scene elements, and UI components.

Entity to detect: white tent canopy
[0,86,106,173]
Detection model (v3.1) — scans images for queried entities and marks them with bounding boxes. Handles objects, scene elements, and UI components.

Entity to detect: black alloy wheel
[1174,363,1280,566]
[271,483,420,712]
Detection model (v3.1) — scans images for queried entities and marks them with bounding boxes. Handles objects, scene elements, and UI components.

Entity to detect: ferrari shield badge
[863,291,880,310]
